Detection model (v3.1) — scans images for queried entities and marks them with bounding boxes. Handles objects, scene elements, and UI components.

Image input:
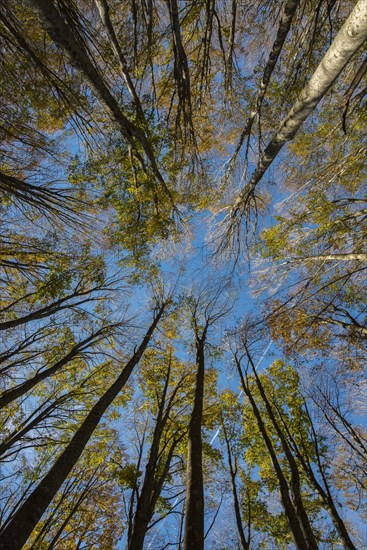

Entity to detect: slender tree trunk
[246,351,318,549]
[234,0,300,159]
[128,440,179,550]
[222,423,249,550]
[301,448,357,550]
[0,306,165,550]
[183,338,205,550]
[93,0,144,120]
[0,326,112,409]
[302,405,357,550]
[275,397,357,550]
[235,358,309,550]
[25,0,170,197]
[290,253,367,262]
[127,363,171,550]
[45,477,97,550]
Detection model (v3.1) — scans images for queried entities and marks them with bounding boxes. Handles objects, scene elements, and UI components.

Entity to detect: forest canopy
[0,0,366,548]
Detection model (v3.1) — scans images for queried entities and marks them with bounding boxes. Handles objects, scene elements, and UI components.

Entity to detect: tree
[27,435,126,549]
[183,288,232,550]
[223,0,367,252]
[233,351,316,549]
[126,348,187,549]
[1,0,366,546]
[0,300,167,549]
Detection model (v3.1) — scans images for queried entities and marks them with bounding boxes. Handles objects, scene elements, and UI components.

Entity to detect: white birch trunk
[233,0,367,216]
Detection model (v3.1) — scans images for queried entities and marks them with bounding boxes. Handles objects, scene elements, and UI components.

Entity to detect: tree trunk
[223,423,249,550]
[127,362,171,550]
[0,326,112,409]
[246,352,318,549]
[301,412,357,550]
[235,358,309,550]
[234,0,300,158]
[183,338,205,550]
[0,306,165,550]
[25,0,169,196]
[291,253,367,262]
[232,0,367,215]
[93,0,144,120]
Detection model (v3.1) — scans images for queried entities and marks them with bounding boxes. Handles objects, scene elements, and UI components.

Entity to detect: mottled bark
[290,253,367,262]
[232,0,367,217]
[234,0,300,159]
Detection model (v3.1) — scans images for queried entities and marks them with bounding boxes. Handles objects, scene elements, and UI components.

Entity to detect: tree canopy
[0,0,366,548]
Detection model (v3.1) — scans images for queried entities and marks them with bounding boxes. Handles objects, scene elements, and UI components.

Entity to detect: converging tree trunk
[183,290,231,549]
[184,335,206,550]
[0,304,165,550]
[244,348,318,550]
[231,0,367,221]
[234,354,310,550]
[128,360,184,550]
[222,422,250,550]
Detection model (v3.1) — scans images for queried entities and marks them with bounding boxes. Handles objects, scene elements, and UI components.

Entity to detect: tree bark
[0,305,165,550]
[183,338,205,550]
[232,0,367,217]
[93,0,144,120]
[292,404,357,550]
[290,253,367,262]
[233,0,300,159]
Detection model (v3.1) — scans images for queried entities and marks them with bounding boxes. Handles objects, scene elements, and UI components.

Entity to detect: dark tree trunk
[246,352,318,550]
[235,358,309,550]
[127,363,171,550]
[183,338,205,550]
[222,423,249,550]
[292,403,357,550]
[0,326,113,409]
[0,306,165,550]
